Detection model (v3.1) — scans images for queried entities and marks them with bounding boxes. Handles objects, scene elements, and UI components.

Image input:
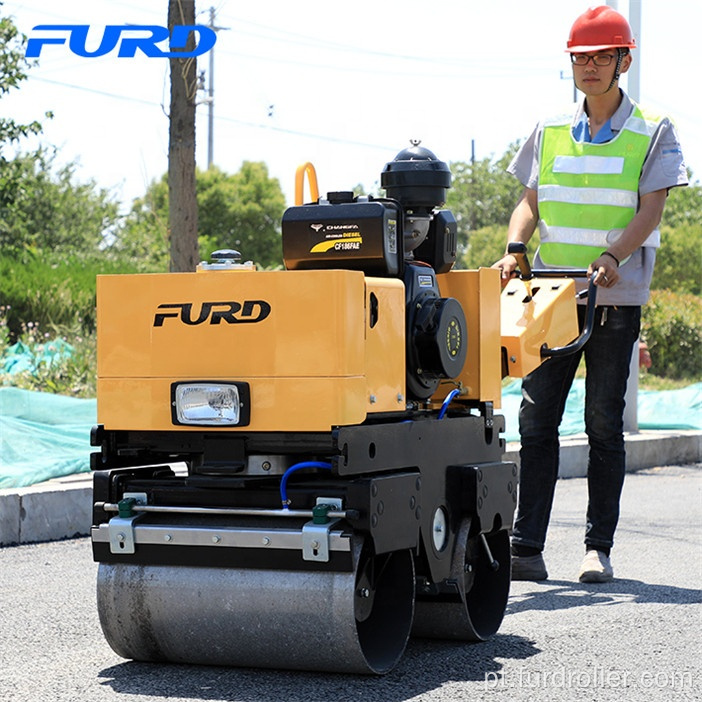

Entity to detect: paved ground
[1,464,700,702]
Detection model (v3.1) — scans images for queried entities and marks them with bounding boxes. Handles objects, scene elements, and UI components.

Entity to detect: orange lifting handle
[295,162,320,206]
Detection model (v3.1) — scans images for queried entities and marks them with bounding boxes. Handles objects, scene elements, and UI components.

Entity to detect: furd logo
[25,24,217,58]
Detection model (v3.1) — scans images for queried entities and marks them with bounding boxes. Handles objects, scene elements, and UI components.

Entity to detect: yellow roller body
[97,269,405,432]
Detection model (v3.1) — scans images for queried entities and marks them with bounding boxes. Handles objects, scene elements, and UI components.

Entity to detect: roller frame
[91,407,515,580]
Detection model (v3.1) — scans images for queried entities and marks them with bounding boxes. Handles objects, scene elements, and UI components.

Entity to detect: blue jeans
[512,305,641,553]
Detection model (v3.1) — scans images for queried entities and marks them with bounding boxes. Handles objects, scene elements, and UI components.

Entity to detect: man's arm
[588,188,668,288]
[492,187,539,282]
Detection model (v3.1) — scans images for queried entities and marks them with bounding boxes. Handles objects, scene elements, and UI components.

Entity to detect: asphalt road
[1,465,700,702]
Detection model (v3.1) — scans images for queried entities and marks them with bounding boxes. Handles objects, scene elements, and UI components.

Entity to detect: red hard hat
[566,5,636,53]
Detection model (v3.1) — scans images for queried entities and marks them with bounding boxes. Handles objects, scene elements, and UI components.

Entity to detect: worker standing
[492,6,687,582]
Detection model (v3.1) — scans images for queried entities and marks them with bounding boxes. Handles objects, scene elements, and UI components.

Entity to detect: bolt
[359,588,370,598]
[311,540,320,550]
[116,533,125,542]
[262,461,271,471]
[369,394,377,404]
[262,537,271,545]
[212,535,221,544]
[164,534,172,542]
[510,355,517,363]
[464,563,473,573]
[397,393,404,403]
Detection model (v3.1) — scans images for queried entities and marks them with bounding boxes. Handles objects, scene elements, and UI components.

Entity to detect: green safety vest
[537,104,662,268]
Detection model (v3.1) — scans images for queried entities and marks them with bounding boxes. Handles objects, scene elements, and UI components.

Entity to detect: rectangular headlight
[171,382,250,426]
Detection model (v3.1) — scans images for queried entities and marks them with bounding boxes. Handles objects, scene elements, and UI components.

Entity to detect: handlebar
[505,243,598,359]
[540,273,597,358]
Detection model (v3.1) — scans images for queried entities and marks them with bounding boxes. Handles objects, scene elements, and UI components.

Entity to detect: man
[492,6,687,583]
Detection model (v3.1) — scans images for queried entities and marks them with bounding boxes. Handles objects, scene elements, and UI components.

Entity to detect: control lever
[507,242,533,280]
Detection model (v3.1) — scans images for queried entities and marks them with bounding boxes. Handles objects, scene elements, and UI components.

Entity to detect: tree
[168,0,199,272]
[1,9,53,231]
[0,149,120,257]
[0,13,116,258]
[197,162,286,266]
[116,162,286,269]
[446,143,523,259]
[0,11,48,152]
[661,174,702,228]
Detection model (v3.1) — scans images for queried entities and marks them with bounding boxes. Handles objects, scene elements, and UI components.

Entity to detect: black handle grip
[507,242,533,280]
[540,273,598,358]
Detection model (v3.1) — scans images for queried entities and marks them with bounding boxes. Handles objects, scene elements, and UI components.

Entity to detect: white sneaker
[579,549,614,583]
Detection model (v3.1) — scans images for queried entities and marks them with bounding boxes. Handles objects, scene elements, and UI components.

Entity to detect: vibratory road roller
[90,143,593,674]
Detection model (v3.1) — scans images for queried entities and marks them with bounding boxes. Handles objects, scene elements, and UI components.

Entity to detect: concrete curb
[0,472,93,547]
[1,429,700,547]
[504,428,702,478]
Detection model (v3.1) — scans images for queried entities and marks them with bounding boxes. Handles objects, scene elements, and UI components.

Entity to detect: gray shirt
[508,91,688,305]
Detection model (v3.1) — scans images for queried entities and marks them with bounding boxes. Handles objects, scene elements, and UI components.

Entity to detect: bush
[641,290,702,379]
[651,223,702,294]
[0,252,148,341]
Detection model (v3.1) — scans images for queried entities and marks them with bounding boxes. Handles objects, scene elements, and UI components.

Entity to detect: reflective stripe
[539,184,638,209]
[553,155,624,175]
[539,221,661,248]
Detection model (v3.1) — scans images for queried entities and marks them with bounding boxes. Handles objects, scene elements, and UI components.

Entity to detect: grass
[0,310,97,398]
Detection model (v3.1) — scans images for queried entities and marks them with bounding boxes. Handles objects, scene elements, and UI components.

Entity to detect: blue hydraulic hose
[438,388,461,419]
[280,461,332,509]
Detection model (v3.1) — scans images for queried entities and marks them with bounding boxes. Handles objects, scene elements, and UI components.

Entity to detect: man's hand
[588,254,620,288]
[491,254,519,286]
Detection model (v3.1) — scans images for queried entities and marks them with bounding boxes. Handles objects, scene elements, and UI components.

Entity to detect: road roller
[90,143,592,674]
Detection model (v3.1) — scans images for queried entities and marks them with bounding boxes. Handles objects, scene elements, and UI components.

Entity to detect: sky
[2,0,700,215]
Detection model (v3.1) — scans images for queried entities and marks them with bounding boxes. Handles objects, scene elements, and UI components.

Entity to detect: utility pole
[207,6,215,168]
[202,7,229,169]
[627,0,642,101]
[608,0,643,431]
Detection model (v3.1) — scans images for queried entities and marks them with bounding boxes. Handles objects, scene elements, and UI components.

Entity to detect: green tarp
[501,379,702,441]
[0,388,96,489]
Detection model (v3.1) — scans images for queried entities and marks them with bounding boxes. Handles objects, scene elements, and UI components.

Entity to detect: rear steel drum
[412,520,511,641]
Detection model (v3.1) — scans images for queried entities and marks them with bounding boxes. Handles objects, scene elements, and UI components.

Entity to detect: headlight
[171,382,250,426]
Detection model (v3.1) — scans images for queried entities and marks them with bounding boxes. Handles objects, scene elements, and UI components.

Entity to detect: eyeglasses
[570,53,617,66]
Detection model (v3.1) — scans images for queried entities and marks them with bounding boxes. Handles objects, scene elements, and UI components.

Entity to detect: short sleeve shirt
[507,91,688,305]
